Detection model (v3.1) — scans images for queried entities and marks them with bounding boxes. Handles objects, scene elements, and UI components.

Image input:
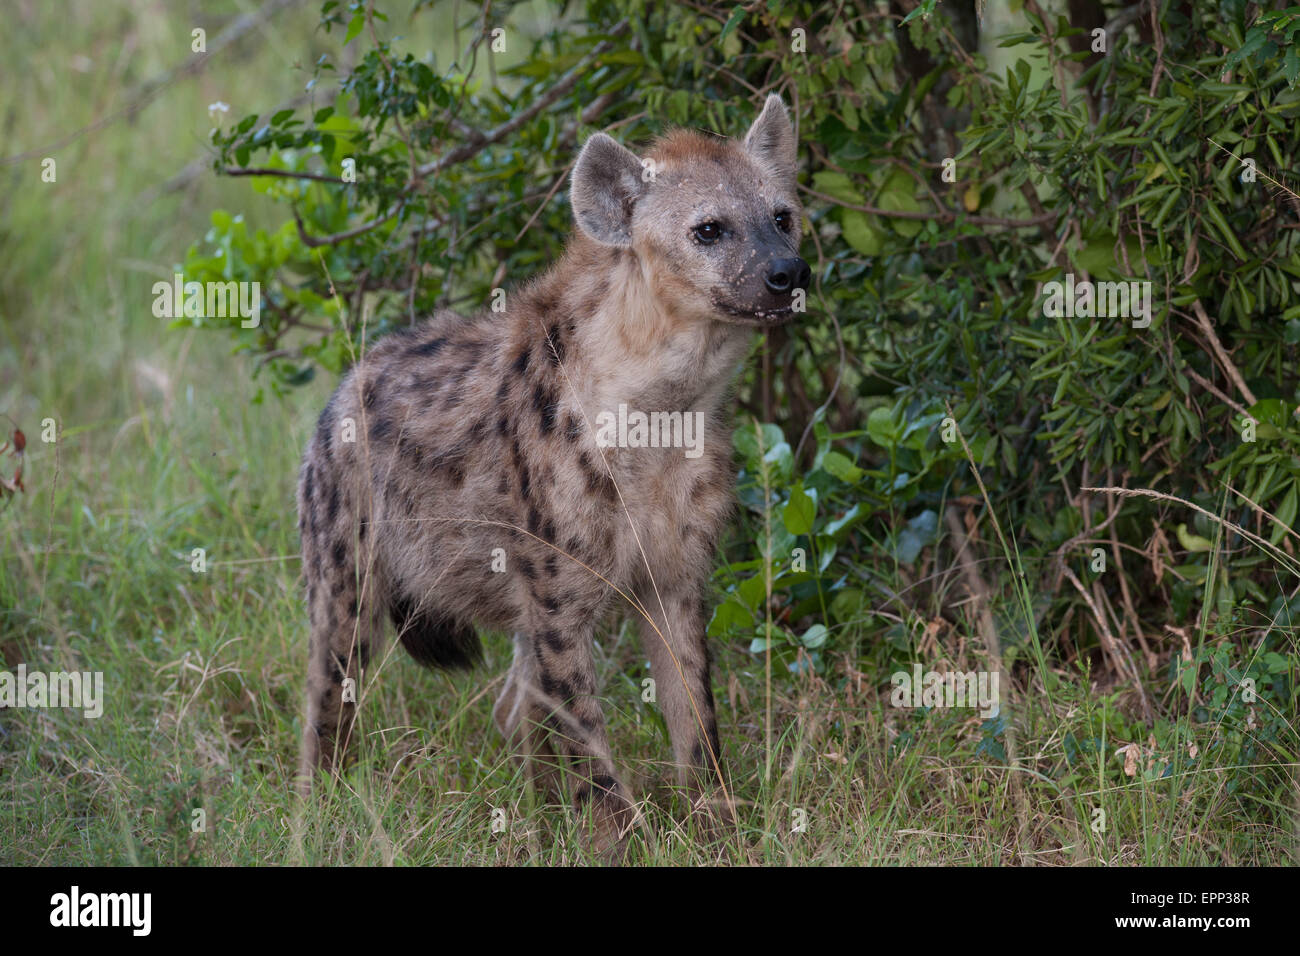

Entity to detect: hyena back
[297,95,809,856]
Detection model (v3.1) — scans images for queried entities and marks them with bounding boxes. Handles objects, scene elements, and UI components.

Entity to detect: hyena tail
[389,595,483,671]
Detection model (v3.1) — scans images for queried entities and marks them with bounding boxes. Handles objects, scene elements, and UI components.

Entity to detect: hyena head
[569,94,808,326]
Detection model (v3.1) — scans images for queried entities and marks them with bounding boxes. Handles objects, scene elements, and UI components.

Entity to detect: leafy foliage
[187,0,1299,794]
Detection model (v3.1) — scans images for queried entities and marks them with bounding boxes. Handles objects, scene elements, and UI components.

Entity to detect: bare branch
[413,20,630,180]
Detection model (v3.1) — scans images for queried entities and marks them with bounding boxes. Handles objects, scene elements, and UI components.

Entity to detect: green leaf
[899,0,937,26]
[1175,523,1215,553]
[783,482,817,535]
[840,210,882,256]
[812,171,865,205]
[876,171,922,237]
[867,406,897,447]
[763,441,794,484]
[822,450,865,483]
[825,504,864,538]
[893,509,939,564]
[719,5,746,43]
[1272,485,1298,543]
[799,624,829,649]
[707,597,752,637]
[344,11,365,45]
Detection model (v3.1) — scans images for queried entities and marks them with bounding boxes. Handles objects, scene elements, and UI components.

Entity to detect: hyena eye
[692,221,723,244]
[774,210,792,232]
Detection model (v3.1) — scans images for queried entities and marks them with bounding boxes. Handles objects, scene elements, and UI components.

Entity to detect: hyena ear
[570,132,646,247]
[744,94,797,189]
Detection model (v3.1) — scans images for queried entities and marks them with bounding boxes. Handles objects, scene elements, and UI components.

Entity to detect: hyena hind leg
[492,634,567,805]
[298,548,386,795]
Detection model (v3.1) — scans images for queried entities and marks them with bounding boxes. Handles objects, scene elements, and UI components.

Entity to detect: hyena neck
[525,234,754,416]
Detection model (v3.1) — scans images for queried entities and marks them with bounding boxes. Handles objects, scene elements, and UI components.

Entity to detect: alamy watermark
[594,404,705,458]
[1040,273,1152,329]
[50,886,150,936]
[0,664,104,718]
[152,273,261,328]
[891,663,999,718]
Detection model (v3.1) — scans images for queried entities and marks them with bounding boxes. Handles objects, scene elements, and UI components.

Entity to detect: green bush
[184,0,1298,733]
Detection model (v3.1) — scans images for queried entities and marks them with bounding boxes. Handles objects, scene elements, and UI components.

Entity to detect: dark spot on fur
[582,454,617,502]
[331,538,347,569]
[527,507,542,534]
[533,384,556,435]
[533,290,558,317]
[512,347,530,377]
[408,336,447,358]
[518,555,536,580]
[371,415,393,442]
[540,672,575,703]
[544,324,565,367]
[399,436,424,470]
[540,629,567,653]
[328,653,347,684]
[315,401,335,460]
[327,483,341,523]
[565,413,582,443]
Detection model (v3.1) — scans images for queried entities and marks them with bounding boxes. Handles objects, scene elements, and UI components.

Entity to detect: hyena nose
[764,257,811,295]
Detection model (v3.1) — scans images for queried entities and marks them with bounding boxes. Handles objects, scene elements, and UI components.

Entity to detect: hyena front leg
[635,584,732,827]
[523,619,637,859]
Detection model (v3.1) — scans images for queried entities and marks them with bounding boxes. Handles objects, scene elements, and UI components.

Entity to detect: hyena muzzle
[297,94,809,858]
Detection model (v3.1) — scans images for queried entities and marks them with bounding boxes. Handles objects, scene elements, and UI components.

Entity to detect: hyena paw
[575,777,639,864]
[689,787,738,839]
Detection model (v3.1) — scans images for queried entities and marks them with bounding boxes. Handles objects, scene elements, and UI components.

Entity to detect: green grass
[1,0,1296,866]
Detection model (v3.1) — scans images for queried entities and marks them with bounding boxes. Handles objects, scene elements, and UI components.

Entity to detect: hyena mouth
[713,302,797,327]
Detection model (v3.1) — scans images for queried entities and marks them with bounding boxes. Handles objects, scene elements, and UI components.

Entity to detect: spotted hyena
[297,95,809,856]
